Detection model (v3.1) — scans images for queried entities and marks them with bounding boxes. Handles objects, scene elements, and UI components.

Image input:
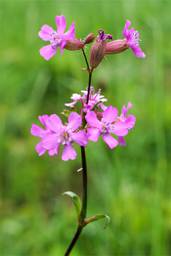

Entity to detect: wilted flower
[85,103,136,149]
[65,87,107,112]
[31,112,87,161]
[123,20,145,58]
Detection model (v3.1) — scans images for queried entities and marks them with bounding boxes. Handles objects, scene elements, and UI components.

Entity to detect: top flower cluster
[39,15,145,66]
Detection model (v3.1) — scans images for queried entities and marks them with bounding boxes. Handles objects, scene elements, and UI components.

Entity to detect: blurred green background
[0,0,171,255]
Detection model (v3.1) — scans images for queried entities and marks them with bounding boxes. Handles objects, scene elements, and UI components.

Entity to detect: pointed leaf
[84,214,110,228]
[63,191,81,217]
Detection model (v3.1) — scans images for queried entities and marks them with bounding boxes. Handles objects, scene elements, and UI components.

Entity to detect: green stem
[81,48,92,104]
[64,49,92,256]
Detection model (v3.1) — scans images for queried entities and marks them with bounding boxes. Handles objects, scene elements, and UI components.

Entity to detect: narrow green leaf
[63,191,81,217]
[84,214,110,228]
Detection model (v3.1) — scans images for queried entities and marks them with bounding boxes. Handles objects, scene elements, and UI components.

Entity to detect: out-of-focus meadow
[0,0,171,255]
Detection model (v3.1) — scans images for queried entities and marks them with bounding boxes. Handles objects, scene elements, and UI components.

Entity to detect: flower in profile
[39,15,75,60]
[31,112,87,161]
[123,20,145,58]
[85,103,136,149]
[65,87,107,112]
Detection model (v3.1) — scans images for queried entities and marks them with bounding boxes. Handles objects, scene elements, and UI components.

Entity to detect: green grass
[0,0,171,255]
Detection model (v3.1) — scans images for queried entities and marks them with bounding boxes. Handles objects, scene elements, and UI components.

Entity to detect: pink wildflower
[123,20,145,58]
[65,87,107,112]
[31,112,87,161]
[85,103,136,149]
[39,15,75,60]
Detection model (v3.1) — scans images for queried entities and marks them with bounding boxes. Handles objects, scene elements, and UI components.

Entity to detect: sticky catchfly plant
[31,14,145,255]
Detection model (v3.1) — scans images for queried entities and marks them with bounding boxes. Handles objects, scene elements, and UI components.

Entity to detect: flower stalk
[64,50,92,255]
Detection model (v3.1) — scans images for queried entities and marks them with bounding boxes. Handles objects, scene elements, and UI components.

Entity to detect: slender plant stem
[64,49,92,256]
[82,48,90,72]
[64,210,83,256]
[86,72,92,104]
[81,48,92,104]
[80,146,87,220]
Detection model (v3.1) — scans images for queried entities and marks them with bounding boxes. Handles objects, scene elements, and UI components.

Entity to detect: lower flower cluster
[31,87,136,161]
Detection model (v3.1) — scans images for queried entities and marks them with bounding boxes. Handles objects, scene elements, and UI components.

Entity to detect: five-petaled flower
[123,20,145,58]
[85,103,136,149]
[31,112,87,161]
[39,15,75,60]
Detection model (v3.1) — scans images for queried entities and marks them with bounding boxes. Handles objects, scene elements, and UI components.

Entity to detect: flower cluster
[31,86,136,161]
[31,15,144,161]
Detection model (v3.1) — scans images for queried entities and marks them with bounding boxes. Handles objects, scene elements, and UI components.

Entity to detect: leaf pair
[63,191,110,228]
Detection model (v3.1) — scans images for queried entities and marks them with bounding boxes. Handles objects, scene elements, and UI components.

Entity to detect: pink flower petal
[72,131,88,146]
[60,40,66,54]
[39,45,56,60]
[31,124,44,137]
[125,115,136,129]
[35,142,46,156]
[85,111,101,129]
[42,134,59,150]
[102,106,118,123]
[68,112,82,131]
[112,127,128,136]
[62,144,77,161]
[38,115,49,127]
[87,127,100,142]
[102,134,118,149]
[64,22,75,40]
[38,25,54,41]
[118,137,126,146]
[45,114,63,133]
[131,45,146,58]
[123,20,131,38]
[48,147,59,156]
[55,15,66,34]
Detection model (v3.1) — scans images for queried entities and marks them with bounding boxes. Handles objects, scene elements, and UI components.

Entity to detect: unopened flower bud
[84,33,95,44]
[90,30,113,70]
[105,39,128,55]
[90,41,106,70]
[65,39,84,51]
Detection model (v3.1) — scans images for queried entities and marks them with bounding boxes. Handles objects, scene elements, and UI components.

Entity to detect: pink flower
[123,20,145,58]
[85,103,136,149]
[39,15,75,60]
[65,87,107,112]
[31,112,87,161]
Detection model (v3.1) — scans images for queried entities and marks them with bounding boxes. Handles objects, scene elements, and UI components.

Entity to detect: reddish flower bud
[90,30,113,70]
[90,41,106,70]
[65,39,84,51]
[84,33,95,44]
[105,39,128,55]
